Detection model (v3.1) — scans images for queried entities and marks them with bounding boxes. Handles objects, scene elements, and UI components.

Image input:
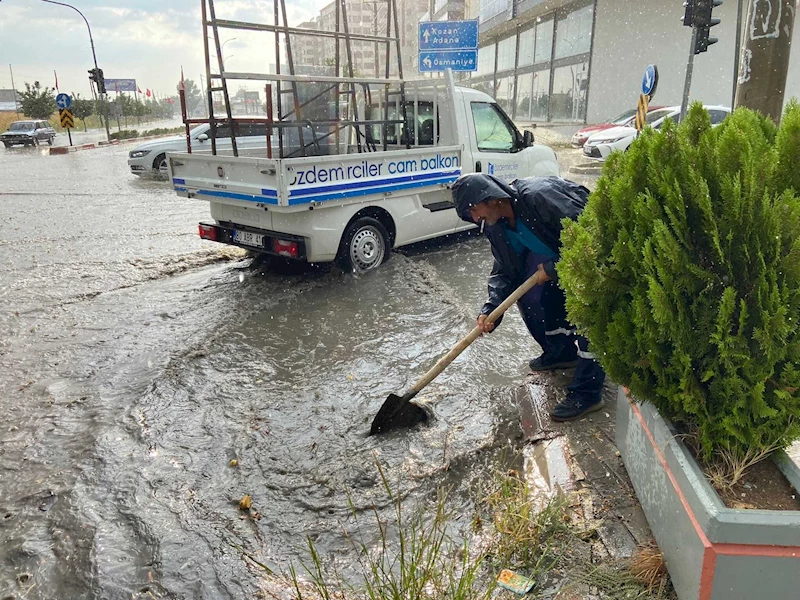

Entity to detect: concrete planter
[616,387,800,600]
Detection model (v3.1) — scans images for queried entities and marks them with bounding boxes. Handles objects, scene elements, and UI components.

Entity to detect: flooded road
[0,144,586,598]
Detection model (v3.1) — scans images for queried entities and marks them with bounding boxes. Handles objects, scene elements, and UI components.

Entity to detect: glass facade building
[468,0,595,123]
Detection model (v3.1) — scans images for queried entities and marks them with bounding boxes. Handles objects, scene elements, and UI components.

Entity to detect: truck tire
[337,217,390,273]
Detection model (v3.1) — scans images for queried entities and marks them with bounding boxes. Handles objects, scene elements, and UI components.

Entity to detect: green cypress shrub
[559,101,800,464]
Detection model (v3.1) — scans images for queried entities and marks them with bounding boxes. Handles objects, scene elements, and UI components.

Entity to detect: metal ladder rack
[179,0,411,159]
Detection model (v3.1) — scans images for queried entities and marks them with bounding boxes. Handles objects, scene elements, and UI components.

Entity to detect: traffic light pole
[680,26,699,120]
[40,0,110,142]
[734,0,796,123]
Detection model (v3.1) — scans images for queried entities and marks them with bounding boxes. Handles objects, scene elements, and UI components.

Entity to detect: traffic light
[693,0,722,54]
[682,0,695,26]
[96,68,106,94]
[88,68,107,94]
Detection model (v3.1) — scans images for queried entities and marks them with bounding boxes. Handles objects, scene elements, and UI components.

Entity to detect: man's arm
[476,238,519,333]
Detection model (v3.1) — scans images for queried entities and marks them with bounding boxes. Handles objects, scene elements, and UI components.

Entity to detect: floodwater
[0,144,560,598]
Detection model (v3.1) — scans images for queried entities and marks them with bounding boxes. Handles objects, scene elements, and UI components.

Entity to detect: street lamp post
[39,0,110,141]
[221,38,237,53]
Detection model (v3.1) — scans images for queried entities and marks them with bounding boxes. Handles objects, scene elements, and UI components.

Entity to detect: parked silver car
[1,120,57,147]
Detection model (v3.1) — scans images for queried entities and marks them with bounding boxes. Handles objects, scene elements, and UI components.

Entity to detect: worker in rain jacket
[451,173,605,421]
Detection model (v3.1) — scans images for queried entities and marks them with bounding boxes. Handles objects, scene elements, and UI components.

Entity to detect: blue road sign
[642,64,659,98]
[55,93,72,110]
[419,50,478,72]
[418,20,478,51]
[104,78,137,93]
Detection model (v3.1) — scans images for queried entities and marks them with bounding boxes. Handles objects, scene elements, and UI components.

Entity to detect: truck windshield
[470,102,517,152]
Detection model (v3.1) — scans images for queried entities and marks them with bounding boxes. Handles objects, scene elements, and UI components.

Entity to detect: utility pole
[734,0,797,122]
[9,64,19,118]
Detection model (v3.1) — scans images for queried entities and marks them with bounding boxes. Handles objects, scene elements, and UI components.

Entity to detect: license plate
[233,230,264,247]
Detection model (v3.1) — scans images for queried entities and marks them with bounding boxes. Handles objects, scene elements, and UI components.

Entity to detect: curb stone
[568,162,604,175]
[48,133,180,156]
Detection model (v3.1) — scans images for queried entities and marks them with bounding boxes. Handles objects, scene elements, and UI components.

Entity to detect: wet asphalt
[0,139,594,599]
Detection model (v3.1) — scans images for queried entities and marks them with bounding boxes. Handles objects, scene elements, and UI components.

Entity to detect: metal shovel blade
[369,392,429,435]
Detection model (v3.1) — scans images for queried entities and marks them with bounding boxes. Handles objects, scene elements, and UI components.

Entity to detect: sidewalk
[516,372,667,598]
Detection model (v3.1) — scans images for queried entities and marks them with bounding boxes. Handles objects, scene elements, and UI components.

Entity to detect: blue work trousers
[516,253,605,400]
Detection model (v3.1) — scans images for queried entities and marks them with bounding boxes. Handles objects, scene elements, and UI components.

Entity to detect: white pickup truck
[169,76,559,272]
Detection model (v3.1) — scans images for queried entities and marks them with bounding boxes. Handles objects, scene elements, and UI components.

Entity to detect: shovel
[369,270,546,435]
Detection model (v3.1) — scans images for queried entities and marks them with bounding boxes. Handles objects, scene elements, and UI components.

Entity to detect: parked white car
[128,123,272,175]
[582,105,731,161]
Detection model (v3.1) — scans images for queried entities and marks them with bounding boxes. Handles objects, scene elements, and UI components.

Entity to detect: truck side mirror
[197,133,209,142]
[523,130,534,147]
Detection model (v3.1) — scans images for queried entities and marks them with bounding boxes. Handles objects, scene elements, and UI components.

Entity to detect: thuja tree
[559,101,800,464]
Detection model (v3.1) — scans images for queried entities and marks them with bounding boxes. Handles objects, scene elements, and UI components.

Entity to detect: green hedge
[109,129,140,140]
[559,101,800,462]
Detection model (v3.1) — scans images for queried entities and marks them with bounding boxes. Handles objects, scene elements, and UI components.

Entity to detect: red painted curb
[49,146,76,155]
[81,143,95,150]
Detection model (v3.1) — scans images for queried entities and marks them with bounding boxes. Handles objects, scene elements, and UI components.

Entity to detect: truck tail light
[198,224,217,241]
[273,238,299,258]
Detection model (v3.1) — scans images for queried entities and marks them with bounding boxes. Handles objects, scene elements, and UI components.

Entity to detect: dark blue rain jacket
[451,173,589,319]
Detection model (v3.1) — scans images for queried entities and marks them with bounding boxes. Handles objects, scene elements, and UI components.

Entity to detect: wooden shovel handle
[408,270,544,395]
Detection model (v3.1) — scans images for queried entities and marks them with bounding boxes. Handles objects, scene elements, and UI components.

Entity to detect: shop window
[535,17,554,63]
[516,72,532,120]
[479,0,509,22]
[555,5,593,60]
[531,69,549,120]
[495,75,515,115]
[518,28,535,67]
[497,36,516,72]
[477,44,496,76]
[550,62,588,121]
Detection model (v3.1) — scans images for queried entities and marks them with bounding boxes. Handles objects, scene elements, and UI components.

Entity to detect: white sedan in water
[582,105,731,161]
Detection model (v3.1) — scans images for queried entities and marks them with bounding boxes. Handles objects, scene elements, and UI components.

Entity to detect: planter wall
[616,387,800,600]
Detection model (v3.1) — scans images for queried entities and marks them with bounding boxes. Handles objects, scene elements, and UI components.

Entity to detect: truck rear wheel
[337,217,390,273]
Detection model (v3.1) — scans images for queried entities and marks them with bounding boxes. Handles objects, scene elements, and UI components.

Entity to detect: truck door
[465,101,525,184]
[374,100,460,238]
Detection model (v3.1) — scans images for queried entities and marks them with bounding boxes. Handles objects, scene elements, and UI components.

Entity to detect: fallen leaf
[230,459,238,467]
[239,495,252,510]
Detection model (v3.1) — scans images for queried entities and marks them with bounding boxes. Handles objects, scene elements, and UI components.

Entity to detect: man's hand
[477,314,495,334]
[536,263,552,283]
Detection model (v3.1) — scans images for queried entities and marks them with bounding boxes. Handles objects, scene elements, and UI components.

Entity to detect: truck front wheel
[337,217,390,273]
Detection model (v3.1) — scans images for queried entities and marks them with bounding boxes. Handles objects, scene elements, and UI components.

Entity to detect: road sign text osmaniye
[419,50,477,72]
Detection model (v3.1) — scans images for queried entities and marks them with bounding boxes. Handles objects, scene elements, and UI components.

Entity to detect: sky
[0,0,328,98]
